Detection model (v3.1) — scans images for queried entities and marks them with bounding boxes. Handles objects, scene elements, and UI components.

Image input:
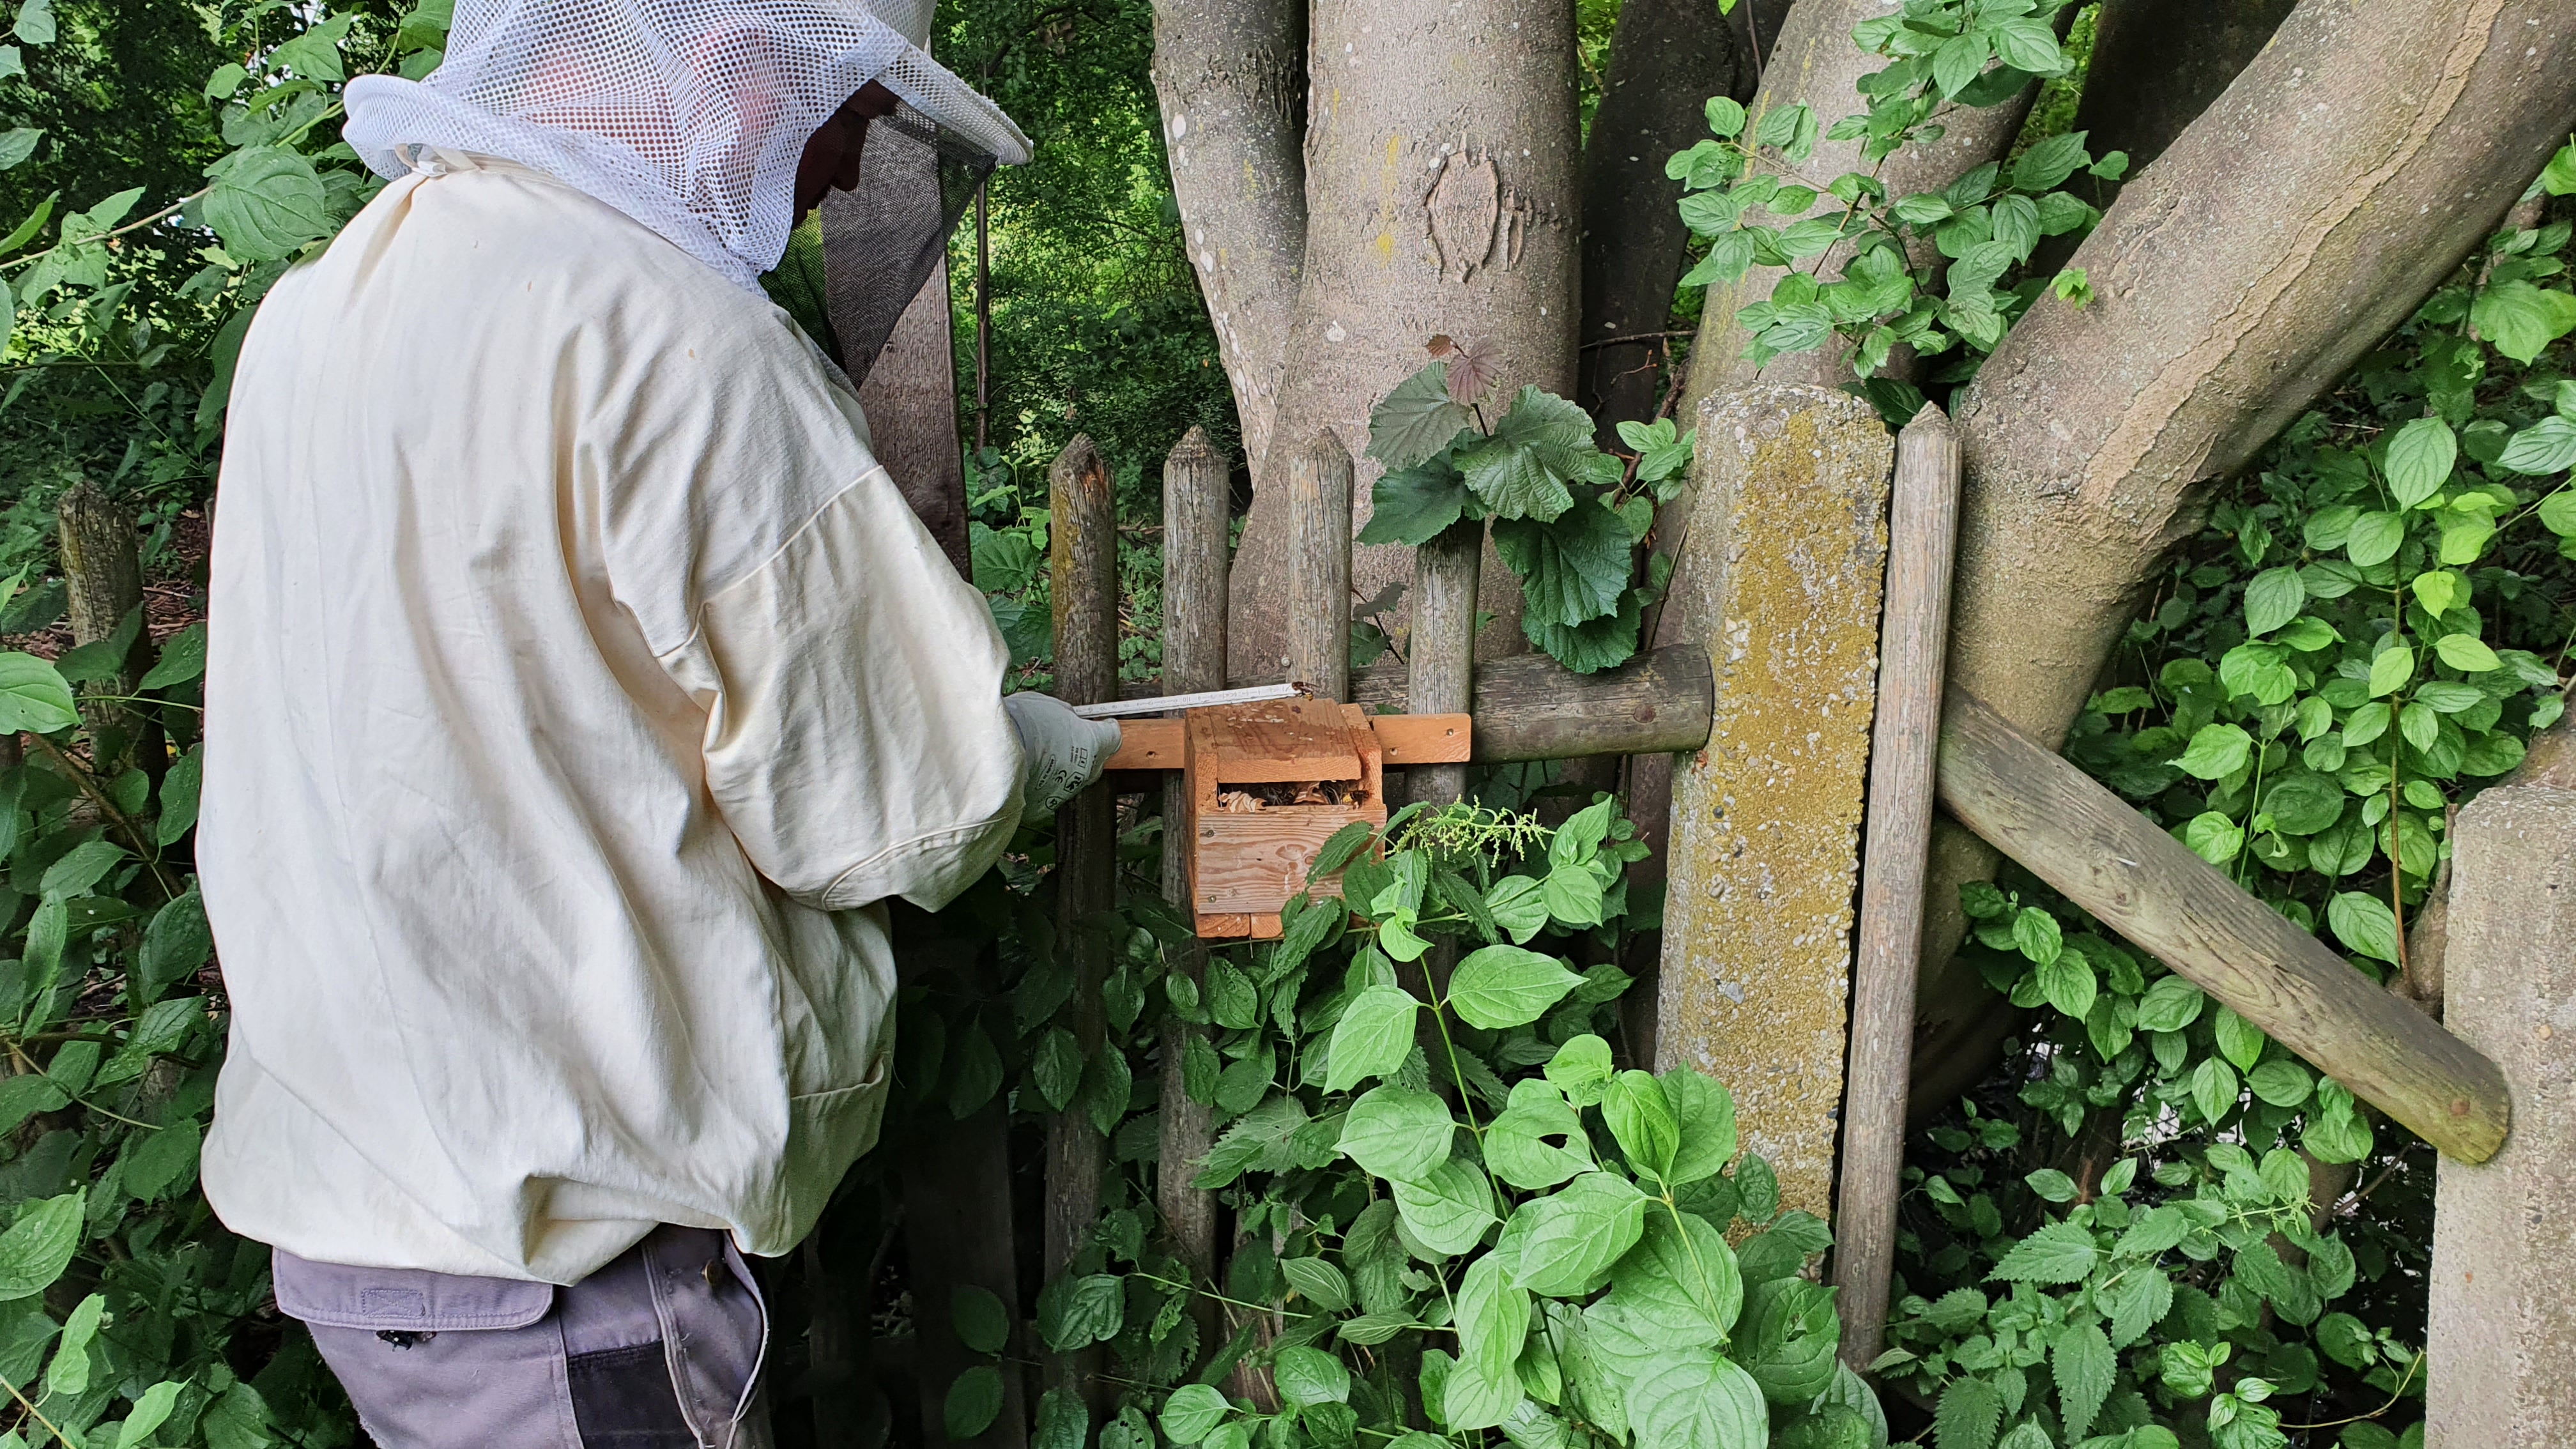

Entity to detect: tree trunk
[1911,0,2576,1114]
[1153,0,1308,475]
[843,257,972,577]
[1673,0,2044,424]
[1225,0,1581,682]
[2069,0,2301,198]
[1577,0,1751,440]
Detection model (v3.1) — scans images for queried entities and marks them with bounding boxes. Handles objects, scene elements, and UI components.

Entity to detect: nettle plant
[1668,0,2122,390]
[1002,798,1894,1449]
[1356,339,1695,675]
[1867,210,2576,1449]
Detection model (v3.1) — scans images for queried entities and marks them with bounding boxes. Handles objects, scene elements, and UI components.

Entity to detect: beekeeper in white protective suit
[195,3,1117,1443]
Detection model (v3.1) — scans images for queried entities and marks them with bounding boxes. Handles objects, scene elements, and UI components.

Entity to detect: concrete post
[2428,783,2576,1445]
[1654,384,1892,1219]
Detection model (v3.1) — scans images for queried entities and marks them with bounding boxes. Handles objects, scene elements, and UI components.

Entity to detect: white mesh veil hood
[342,0,1031,291]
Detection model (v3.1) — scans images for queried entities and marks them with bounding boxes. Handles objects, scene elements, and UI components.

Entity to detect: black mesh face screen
[819,102,993,385]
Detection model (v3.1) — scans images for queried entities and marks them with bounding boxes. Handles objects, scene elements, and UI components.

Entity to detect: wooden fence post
[1285,433,1353,702]
[2427,783,2574,1445]
[1655,385,1893,1220]
[1832,406,1960,1370]
[1157,427,1229,1363]
[1046,436,1117,1408]
[1407,521,1481,806]
[56,482,159,768]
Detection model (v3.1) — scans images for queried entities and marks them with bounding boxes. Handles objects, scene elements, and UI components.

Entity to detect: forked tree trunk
[1910,0,2576,1114]
[1153,0,1308,475]
[1577,0,1751,439]
[2068,0,2302,200]
[1224,0,1581,682]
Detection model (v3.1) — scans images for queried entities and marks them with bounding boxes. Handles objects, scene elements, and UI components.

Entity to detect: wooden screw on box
[1103,698,1471,939]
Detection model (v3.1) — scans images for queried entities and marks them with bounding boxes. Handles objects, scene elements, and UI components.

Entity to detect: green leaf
[1931,30,1989,98]
[139,621,208,689]
[45,1292,102,1399]
[1390,1158,1497,1255]
[0,128,38,173]
[2052,1321,2115,1438]
[2327,891,2400,963]
[1600,1070,1681,1180]
[2434,633,2501,671]
[1161,1384,1230,1445]
[953,1284,1011,1354]
[1448,945,1584,1029]
[2184,812,2244,866]
[0,652,75,733]
[2248,1059,2313,1107]
[1280,1255,1352,1312]
[10,0,50,45]
[1933,1377,2000,1449]
[1659,1069,1736,1184]
[1486,1082,1592,1192]
[1368,363,1476,469]
[203,146,334,262]
[1493,502,1632,627]
[2501,418,2576,475]
[1495,1170,1648,1295]
[0,1192,82,1299]
[2012,131,2089,192]
[2345,511,2405,567]
[1485,875,1549,944]
[2383,418,2456,507]
[1607,1207,1740,1344]
[116,1381,184,1449]
[1738,1277,1841,1405]
[1324,986,1420,1092]
[2176,723,2252,780]
[2190,1057,2240,1123]
[1036,1273,1125,1351]
[2009,907,2062,964]
[1338,1085,1455,1181]
[1358,459,1472,547]
[137,884,213,1002]
[1457,1252,1531,1385]
[1705,96,1747,138]
[1275,1346,1351,1407]
[2036,949,2096,1020]
[2470,279,2576,364]
[1986,1220,2098,1284]
[946,1366,1007,1439]
[1440,1350,1526,1431]
[2242,567,2305,637]
[2025,1169,2078,1203]
[1036,1387,1088,1449]
[1545,1035,1614,1105]
[1628,1350,1767,1449]
[40,838,121,901]
[2369,643,2415,697]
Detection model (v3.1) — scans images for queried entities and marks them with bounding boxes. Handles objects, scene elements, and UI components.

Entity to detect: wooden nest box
[1184,698,1387,939]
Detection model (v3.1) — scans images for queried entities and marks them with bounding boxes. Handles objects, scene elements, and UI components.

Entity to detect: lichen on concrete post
[2428,783,2576,1445]
[1655,383,1892,1220]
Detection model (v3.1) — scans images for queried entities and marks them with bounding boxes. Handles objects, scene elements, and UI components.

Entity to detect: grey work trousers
[273,1225,772,1449]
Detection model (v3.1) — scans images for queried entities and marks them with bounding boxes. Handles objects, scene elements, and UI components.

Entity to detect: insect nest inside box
[1215,779,1368,812]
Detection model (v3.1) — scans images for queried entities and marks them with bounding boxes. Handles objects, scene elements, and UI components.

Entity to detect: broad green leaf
[2190,1057,2239,1124]
[1457,1253,1531,1385]
[10,0,50,45]
[1160,1384,1230,1445]
[2184,812,2244,866]
[1486,1078,1593,1190]
[2501,418,2576,475]
[2434,633,2500,671]
[0,128,37,172]
[1986,1220,2098,1284]
[1036,1388,1087,1449]
[1604,1070,1680,1179]
[1544,1034,1614,1105]
[2052,1321,2114,1438]
[40,838,121,901]
[2369,643,2414,697]
[2242,566,2304,636]
[139,620,208,688]
[2327,891,2400,963]
[2345,511,2405,567]
[2035,949,2096,1020]
[1494,503,1632,627]
[2382,417,2455,507]
[1448,945,1584,1029]
[2469,278,2576,364]
[1441,1349,1526,1431]
[1324,986,1419,1092]
[1485,875,1549,944]
[1540,860,1608,926]
[1368,362,1475,470]
[1495,1170,1648,1296]
[1391,1158,1498,1255]
[1035,1273,1124,1351]
[2009,907,2062,964]
[0,1191,83,1299]
[0,652,75,733]
[1280,1255,1351,1312]
[1933,1377,2000,1449]
[203,146,333,262]
[2025,1169,2078,1203]
[946,1366,1007,1439]
[1337,1085,1455,1182]
[1275,1346,1351,1407]
[1608,1207,1740,1346]
[2248,1059,2313,1107]
[1358,458,1472,547]
[116,1381,183,1449]
[1658,1068,1737,1184]
[2012,131,2089,192]
[1736,1277,1840,1405]
[2175,723,2251,780]
[45,1292,103,1398]
[953,1284,1011,1354]
[2261,771,2345,834]
[1627,1349,1766,1449]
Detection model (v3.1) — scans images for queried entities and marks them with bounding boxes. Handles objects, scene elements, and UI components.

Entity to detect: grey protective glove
[1003,692,1126,817]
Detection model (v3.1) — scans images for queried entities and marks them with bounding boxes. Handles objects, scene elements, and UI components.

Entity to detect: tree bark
[2069,0,2301,198]
[843,257,972,577]
[1577,0,1751,440]
[1911,0,2576,1114]
[1153,0,1308,474]
[1225,0,1581,682]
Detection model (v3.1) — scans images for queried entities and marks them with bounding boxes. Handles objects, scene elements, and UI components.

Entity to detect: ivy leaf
[2469,279,2576,364]
[1324,986,1420,1092]
[2382,417,2455,507]
[1337,1085,1455,1181]
[1494,502,1633,627]
[1448,945,1584,1029]
[1368,362,1475,471]
[1357,457,1472,547]
[1986,1220,2099,1284]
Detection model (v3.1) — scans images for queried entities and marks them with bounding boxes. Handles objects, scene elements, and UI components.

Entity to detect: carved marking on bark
[1425,142,1501,281]
[2076,0,2509,521]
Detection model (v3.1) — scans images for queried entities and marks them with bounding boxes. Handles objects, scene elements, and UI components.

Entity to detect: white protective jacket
[199,151,1025,1284]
